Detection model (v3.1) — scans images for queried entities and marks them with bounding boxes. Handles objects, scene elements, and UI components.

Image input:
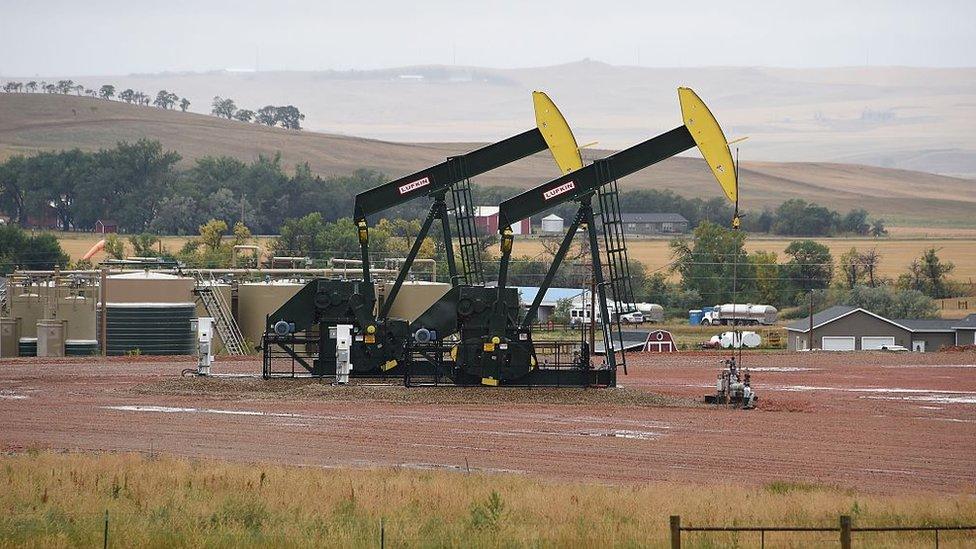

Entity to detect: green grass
[1,452,974,547]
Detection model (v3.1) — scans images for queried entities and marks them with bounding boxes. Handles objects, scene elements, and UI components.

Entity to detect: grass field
[513,236,976,284]
[2,452,974,547]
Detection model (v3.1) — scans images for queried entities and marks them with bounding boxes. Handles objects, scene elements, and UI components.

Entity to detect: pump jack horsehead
[408,87,739,387]
[261,92,583,379]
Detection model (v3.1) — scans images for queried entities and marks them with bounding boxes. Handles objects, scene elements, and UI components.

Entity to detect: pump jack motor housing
[262,88,738,387]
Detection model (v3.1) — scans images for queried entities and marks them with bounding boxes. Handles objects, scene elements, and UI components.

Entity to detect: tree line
[659,221,956,318]
[1,80,305,130]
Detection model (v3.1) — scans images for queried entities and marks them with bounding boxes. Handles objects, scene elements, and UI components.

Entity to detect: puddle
[863,468,916,476]
[748,367,821,372]
[102,405,342,420]
[863,395,976,405]
[0,394,28,400]
[880,364,976,369]
[583,429,664,440]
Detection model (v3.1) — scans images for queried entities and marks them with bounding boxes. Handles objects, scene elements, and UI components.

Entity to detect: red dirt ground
[1,351,974,495]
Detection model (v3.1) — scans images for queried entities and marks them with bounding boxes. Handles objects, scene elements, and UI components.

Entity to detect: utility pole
[808,291,815,351]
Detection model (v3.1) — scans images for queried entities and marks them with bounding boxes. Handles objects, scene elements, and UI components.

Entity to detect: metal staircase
[448,157,485,286]
[193,271,246,355]
[593,159,638,373]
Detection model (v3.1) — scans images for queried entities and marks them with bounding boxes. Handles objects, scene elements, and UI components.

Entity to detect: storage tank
[101,272,196,355]
[36,319,65,357]
[378,281,451,322]
[749,304,778,325]
[237,281,305,346]
[102,303,195,355]
[9,283,45,355]
[0,318,18,358]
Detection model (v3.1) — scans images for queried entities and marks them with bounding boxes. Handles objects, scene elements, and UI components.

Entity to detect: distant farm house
[618,213,689,235]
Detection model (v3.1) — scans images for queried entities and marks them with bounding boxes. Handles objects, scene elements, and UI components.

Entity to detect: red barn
[474,206,531,235]
[642,330,676,352]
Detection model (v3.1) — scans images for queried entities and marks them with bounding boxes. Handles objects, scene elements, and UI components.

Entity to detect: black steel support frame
[379,192,454,320]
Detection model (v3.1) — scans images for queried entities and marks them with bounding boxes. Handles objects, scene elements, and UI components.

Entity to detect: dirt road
[1,351,973,495]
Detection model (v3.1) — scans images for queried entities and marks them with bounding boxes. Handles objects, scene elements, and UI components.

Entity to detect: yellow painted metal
[533,91,583,175]
[381,360,397,371]
[678,87,737,203]
[481,377,499,387]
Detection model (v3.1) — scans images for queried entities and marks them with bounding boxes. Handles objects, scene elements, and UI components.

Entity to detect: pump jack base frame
[262,334,615,387]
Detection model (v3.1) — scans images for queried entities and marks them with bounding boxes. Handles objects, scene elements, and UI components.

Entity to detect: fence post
[380,517,385,549]
[103,509,109,549]
[839,515,851,549]
[670,515,681,549]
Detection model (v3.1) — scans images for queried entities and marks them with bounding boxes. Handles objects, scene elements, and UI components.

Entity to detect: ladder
[447,156,485,286]
[594,160,638,373]
[0,279,7,316]
[193,271,246,355]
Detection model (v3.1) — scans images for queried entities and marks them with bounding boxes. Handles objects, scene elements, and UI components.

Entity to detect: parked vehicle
[699,304,777,326]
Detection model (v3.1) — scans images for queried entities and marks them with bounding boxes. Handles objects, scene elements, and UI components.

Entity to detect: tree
[210,96,236,119]
[839,247,863,289]
[154,90,178,109]
[0,225,69,274]
[552,298,573,323]
[179,97,190,112]
[845,285,938,319]
[783,239,834,296]
[26,81,37,93]
[85,88,97,97]
[199,219,228,252]
[276,105,305,130]
[56,80,75,94]
[898,248,955,298]
[103,234,126,260]
[840,208,870,235]
[748,250,783,305]
[772,199,840,236]
[232,221,252,246]
[871,219,888,237]
[256,105,278,126]
[118,89,134,103]
[98,84,117,103]
[233,109,255,122]
[670,221,753,305]
[129,233,160,257]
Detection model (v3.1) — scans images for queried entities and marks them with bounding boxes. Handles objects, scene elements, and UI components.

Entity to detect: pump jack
[408,87,739,386]
[264,87,738,387]
[262,92,582,378]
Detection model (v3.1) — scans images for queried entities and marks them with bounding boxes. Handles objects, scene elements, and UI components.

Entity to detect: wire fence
[670,515,976,548]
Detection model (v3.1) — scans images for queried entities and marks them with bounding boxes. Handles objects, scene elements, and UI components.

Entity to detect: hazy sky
[2,0,974,76]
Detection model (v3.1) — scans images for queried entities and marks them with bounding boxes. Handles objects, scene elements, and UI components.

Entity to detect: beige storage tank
[0,317,18,358]
[106,271,195,303]
[36,319,66,357]
[10,283,45,355]
[237,281,304,346]
[378,281,451,322]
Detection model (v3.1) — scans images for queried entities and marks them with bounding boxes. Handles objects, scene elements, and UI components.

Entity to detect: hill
[1,93,974,228]
[5,62,976,177]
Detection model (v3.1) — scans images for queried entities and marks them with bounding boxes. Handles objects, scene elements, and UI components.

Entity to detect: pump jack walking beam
[355,91,584,315]
[498,88,740,370]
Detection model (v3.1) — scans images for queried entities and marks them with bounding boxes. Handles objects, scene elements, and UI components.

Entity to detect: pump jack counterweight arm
[353,129,547,221]
[497,126,694,228]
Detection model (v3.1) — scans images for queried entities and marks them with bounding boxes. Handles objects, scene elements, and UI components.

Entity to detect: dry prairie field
[49,231,976,286]
[513,236,976,283]
[3,93,976,228]
[1,452,974,547]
